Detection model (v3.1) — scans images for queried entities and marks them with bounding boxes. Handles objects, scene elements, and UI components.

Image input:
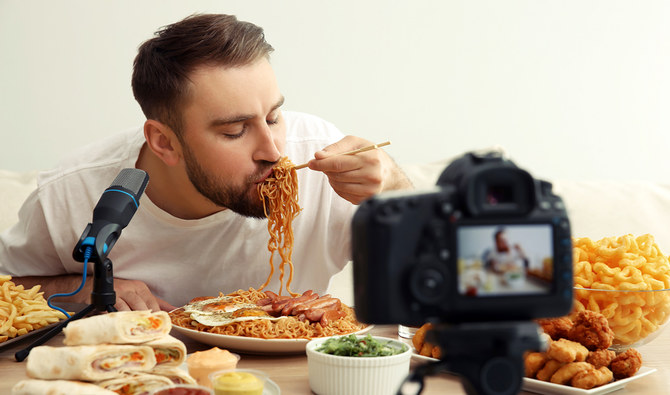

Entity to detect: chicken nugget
[610,348,642,379]
[524,352,548,378]
[536,360,565,382]
[546,338,589,363]
[412,323,431,351]
[571,366,614,389]
[568,310,614,351]
[550,362,594,385]
[586,349,616,369]
[537,316,574,340]
[431,345,442,359]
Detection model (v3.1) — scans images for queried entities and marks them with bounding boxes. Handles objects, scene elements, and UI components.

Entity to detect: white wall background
[1,1,669,183]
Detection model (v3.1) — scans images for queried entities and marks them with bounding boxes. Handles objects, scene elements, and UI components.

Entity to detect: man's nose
[254,123,281,162]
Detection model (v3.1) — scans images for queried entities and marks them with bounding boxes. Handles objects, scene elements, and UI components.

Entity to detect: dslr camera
[352,151,573,326]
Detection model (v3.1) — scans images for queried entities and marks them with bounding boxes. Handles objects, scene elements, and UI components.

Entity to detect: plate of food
[0,275,85,350]
[169,288,372,354]
[522,366,656,395]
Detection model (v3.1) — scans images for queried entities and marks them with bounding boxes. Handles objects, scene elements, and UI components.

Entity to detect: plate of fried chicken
[523,310,655,394]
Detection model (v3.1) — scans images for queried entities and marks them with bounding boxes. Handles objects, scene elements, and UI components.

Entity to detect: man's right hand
[12,275,175,312]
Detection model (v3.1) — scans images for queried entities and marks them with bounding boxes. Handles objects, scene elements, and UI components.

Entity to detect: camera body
[352,151,573,326]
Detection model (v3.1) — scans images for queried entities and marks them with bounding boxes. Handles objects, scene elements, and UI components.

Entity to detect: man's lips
[255,168,275,184]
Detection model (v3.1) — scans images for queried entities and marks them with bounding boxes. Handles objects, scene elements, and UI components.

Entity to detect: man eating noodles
[0,14,412,312]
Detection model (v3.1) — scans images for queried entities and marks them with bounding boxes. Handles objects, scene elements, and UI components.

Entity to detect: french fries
[0,275,67,343]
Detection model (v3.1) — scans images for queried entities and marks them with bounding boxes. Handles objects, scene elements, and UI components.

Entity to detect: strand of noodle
[257,157,301,296]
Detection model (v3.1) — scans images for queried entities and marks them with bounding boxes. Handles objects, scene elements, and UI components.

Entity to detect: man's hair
[131,14,274,137]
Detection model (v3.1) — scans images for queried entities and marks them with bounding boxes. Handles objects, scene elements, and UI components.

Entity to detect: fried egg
[183,296,285,327]
[182,296,257,315]
[191,307,285,327]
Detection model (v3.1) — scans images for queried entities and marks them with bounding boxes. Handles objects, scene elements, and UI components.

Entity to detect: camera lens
[409,257,448,305]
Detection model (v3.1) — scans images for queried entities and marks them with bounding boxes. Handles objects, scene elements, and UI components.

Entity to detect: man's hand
[306,136,413,204]
[13,275,175,312]
[113,278,176,312]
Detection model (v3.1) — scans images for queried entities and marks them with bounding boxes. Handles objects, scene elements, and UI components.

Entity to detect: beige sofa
[2,164,669,306]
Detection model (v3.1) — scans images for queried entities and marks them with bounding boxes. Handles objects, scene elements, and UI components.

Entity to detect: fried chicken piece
[550,362,594,385]
[537,316,574,340]
[431,344,442,359]
[524,352,549,378]
[610,348,643,379]
[413,323,442,358]
[536,360,565,382]
[546,338,589,363]
[586,349,616,368]
[412,323,432,352]
[571,366,614,389]
[567,310,614,351]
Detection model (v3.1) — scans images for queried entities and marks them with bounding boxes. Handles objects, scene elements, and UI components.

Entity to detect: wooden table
[1,323,668,394]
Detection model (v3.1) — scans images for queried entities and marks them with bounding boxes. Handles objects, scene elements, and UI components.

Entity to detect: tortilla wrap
[144,334,187,367]
[26,344,156,381]
[11,379,117,395]
[63,310,171,345]
[97,372,173,394]
[151,366,198,385]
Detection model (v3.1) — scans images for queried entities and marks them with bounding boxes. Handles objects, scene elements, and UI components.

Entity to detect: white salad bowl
[306,335,412,395]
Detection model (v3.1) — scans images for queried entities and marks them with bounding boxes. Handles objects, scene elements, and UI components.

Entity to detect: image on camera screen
[456,224,554,297]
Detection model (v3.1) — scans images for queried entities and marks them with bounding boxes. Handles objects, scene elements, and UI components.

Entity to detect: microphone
[73,168,149,263]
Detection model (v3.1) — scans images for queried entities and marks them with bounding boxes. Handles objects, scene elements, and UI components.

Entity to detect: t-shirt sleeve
[0,189,66,276]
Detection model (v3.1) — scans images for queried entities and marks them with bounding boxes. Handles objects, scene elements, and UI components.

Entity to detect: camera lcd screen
[456,224,554,297]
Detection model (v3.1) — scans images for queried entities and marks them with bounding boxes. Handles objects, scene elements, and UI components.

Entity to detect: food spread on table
[169,288,367,340]
[0,275,68,344]
[11,310,197,394]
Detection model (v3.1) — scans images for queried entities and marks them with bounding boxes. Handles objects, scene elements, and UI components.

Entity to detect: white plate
[408,343,656,395]
[522,366,656,395]
[171,324,373,355]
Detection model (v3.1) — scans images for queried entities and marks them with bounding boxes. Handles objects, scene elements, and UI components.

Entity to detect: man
[484,228,529,274]
[0,14,411,311]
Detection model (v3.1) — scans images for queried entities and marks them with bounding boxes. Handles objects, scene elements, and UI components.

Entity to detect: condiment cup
[150,384,214,395]
[209,368,278,395]
[306,335,412,395]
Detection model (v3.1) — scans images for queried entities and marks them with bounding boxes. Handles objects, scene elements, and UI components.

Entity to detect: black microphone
[73,168,149,263]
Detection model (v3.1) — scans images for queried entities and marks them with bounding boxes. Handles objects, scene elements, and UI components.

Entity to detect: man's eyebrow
[208,96,285,127]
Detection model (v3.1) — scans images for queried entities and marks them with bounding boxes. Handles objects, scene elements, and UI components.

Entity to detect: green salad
[316,334,407,357]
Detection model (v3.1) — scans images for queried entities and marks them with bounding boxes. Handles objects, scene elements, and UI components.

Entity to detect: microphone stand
[15,256,118,362]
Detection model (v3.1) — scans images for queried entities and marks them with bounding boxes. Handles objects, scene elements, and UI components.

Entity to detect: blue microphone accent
[105,189,139,208]
[81,237,108,254]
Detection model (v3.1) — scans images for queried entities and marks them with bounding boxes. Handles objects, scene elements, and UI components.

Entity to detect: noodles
[257,156,301,296]
[169,288,366,339]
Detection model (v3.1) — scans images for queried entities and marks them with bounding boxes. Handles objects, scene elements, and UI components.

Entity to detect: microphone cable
[46,246,93,318]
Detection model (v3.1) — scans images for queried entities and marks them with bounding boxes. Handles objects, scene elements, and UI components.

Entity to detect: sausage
[270,295,293,314]
[281,293,318,316]
[256,290,279,306]
[291,295,338,315]
[301,300,342,322]
[320,310,346,326]
[304,308,326,323]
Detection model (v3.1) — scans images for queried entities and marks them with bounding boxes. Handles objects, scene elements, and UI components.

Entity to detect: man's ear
[143,119,182,166]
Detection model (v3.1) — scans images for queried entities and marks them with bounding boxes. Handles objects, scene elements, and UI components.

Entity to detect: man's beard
[182,145,274,219]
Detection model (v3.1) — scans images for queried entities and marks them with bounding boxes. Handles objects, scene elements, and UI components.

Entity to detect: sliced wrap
[11,379,117,395]
[97,372,173,394]
[26,345,156,381]
[63,310,171,345]
[144,334,187,367]
[151,366,197,385]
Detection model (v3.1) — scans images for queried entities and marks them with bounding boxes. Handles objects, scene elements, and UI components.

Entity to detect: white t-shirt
[0,111,356,306]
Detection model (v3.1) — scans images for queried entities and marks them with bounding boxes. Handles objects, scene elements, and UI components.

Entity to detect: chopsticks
[293,141,391,170]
